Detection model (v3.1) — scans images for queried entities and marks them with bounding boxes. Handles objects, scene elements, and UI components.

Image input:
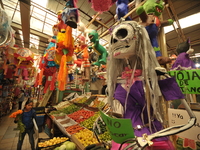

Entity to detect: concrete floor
[0,106,49,150]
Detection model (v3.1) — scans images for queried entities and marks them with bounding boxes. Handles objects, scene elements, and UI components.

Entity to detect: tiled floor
[0,106,49,150]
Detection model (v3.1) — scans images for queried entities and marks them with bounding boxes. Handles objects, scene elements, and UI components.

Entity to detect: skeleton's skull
[110,21,139,59]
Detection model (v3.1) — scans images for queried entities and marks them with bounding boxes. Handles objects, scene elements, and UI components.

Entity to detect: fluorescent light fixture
[164,12,200,33]
[195,63,200,68]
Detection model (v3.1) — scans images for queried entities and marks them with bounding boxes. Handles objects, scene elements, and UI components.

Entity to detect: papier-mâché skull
[110,21,139,59]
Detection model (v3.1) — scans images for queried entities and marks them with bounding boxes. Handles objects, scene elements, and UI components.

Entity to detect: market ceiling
[5,0,200,56]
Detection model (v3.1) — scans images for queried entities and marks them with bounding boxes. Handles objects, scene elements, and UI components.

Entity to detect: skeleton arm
[121,68,196,150]
[121,98,196,150]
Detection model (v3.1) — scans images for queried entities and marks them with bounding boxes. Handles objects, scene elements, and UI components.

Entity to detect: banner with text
[100,111,135,144]
[168,108,200,141]
[168,69,200,94]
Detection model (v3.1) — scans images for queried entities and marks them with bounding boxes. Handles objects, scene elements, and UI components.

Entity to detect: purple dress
[171,52,195,70]
[114,81,167,141]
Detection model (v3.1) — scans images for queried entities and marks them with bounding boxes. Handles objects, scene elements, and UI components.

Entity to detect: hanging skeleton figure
[171,39,195,71]
[104,20,196,150]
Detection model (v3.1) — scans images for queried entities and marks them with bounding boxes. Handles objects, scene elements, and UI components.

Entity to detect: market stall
[39,94,113,150]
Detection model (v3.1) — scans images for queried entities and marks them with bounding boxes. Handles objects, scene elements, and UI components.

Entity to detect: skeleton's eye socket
[110,35,118,44]
[116,29,128,39]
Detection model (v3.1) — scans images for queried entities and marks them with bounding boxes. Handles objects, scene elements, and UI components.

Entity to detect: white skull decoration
[110,21,140,59]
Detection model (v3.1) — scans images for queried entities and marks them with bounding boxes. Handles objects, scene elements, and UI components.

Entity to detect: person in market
[15,100,36,150]
[17,89,25,110]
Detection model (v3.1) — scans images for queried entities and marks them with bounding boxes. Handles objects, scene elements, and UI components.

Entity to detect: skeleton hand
[120,97,196,150]
[122,104,196,150]
[119,138,143,150]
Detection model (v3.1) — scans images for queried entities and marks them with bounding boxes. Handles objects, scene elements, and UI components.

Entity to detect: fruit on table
[61,104,80,114]
[49,104,80,115]
[65,141,76,150]
[68,109,95,123]
[54,141,76,150]
[90,99,105,108]
[38,137,68,147]
[98,131,111,142]
[76,97,88,103]
[74,129,99,147]
[85,96,97,105]
[94,119,107,134]
[71,96,87,103]
[65,124,85,135]
[80,112,99,130]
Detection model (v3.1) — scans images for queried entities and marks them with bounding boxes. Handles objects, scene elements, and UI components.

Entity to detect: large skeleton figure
[106,20,196,149]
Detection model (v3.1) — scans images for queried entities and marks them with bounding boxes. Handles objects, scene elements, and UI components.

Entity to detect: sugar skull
[110,21,140,59]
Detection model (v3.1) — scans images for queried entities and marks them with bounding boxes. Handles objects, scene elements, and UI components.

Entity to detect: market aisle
[0,107,48,150]
[0,108,29,150]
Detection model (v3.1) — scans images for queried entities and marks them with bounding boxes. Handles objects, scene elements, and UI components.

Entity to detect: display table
[44,95,112,150]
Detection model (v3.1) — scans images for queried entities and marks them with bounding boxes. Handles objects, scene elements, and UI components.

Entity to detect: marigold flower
[9,110,23,118]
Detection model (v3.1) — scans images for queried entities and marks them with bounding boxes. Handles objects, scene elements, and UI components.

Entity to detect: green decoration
[136,0,173,65]
[169,69,200,94]
[88,30,108,66]
[100,111,134,144]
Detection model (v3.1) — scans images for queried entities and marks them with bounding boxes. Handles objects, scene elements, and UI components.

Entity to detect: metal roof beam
[19,0,30,48]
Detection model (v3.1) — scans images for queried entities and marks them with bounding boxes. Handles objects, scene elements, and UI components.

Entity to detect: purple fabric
[171,52,195,70]
[158,77,185,101]
[114,81,167,141]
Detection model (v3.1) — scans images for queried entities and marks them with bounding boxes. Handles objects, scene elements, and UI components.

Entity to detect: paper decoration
[169,69,200,94]
[100,111,134,144]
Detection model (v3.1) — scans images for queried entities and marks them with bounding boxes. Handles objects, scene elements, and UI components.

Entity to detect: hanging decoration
[13,47,34,80]
[74,36,91,81]
[171,39,195,70]
[88,0,117,13]
[88,30,108,66]
[0,5,11,46]
[107,20,196,149]
[56,24,74,91]
[37,25,59,93]
[62,0,79,29]
[136,0,173,65]
[108,21,163,141]
[116,0,131,21]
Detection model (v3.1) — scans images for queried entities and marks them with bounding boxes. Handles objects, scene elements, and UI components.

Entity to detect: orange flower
[9,110,23,118]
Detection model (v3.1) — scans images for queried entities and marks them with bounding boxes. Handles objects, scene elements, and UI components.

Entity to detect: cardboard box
[168,108,200,141]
